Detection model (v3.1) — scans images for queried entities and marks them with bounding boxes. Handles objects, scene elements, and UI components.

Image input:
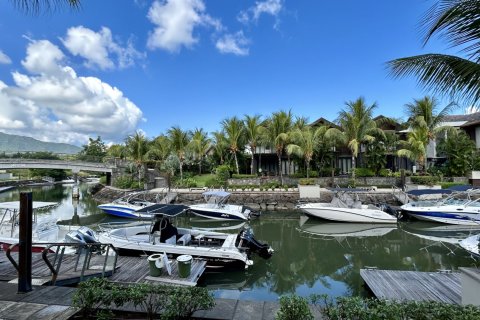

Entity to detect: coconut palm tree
[244,114,264,175]
[211,131,227,165]
[264,110,293,185]
[336,97,381,182]
[146,134,171,168]
[168,126,190,181]
[125,131,149,186]
[189,128,210,175]
[388,0,480,105]
[286,126,322,178]
[221,116,245,175]
[397,116,430,171]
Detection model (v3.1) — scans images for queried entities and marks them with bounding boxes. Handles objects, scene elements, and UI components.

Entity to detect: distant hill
[0,132,81,154]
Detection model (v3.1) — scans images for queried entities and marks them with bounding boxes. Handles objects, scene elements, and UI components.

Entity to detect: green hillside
[0,132,81,154]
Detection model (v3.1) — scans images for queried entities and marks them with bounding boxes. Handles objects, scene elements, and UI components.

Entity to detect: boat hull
[402,209,480,225]
[298,204,397,223]
[98,204,153,219]
[189,205,248,221]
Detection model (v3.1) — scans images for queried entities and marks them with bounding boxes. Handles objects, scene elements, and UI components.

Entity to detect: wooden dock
[360,269,461,304]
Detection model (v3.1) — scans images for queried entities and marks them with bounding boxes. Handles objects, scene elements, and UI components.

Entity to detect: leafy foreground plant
[276,295,314,320]
[72,278,215,319]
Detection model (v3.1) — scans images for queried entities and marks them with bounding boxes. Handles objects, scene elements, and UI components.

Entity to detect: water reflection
[1,186,480,301]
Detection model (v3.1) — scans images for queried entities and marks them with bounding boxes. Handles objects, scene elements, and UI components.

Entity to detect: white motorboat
[298,219,397,238]
[97,191,156,219]
[189,190,258,221]
[96,203,273,269]
[459,234,480,257]
[0,201,60,251]
[296,192,397,223]
[401,191,480,225]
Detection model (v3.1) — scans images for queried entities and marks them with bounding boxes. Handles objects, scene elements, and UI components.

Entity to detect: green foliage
[113,175,142,189]
[276,295,313,320]
[440,182,467,189]
[410,175,440,186]
[216,165,231,182]
[175,177,198,188]
[231,174,256,179]
[298,178,316,185]
[204,177,223,188]
[378,168,393,177]
[353,167,375,177]
[29,168,68,181]
[78,136,107,162]
[437,130,477,177]
[164,286,215,319]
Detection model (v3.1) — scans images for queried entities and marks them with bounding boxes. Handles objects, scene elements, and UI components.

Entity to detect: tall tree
[106,144,126,160]
[437,129,477,176]
[189,128,210,175]
[146,134,171,168]
[397,116,430,171]
[211,131,227,165]
[78,136,106,162]
[336,97,381,182]
[125,131,149,186]
[221,116,245,175]
[168,126,190,181]
[264,110,293,184]
[286,126,322,178]
[388,0,480,105]
[244,114,264,175]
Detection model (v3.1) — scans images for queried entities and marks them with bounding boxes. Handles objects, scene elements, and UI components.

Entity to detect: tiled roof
[443,112,480,122]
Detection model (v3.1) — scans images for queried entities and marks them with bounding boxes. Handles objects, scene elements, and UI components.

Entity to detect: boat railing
[5,242,118,285]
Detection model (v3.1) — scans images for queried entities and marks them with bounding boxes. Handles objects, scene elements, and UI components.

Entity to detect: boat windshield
[203,191,230,205]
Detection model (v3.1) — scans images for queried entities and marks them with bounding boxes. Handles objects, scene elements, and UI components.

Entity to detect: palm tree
[244,114,264,175]
[336,97,381,182]
[189,128,210,175]
[125,131,149,186]
[221,116,245,175]
[405,96,456,137]
[264,110,293,185]
[397,116,429,171]
[146,134,171,168]
[106,144,126,160]
[168,126,190,181]
[388,0,480,105]
[211,131,227,165]
[286,126,321,178]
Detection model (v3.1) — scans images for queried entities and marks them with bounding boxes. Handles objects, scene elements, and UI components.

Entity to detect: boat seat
[177,233,191,246]
[165,235,177,245]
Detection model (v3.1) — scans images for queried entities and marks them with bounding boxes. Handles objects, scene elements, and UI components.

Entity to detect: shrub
[113,175,139,189]
[216,165,231,182]
[411,175,440,186]
[176,177,198,188]
[205,177,223,188]
[276,295,313,320]
[290,172,306,178]
[379,168,392,177]
[440,182,467,189]
[354,167,375,177]
[164,286,215,319]
[298,178,316,185]
[231,174,256,179]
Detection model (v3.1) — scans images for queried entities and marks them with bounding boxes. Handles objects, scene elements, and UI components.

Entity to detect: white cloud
[216,31,250,56]
[238,0,283,24]
[147,0,222,52]
[62,26,144,70]
[0,39,143,145]
[0,50,11,64]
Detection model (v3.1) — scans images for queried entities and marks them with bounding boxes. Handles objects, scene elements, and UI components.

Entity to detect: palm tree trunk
[250,154,255,175]
[306,161,310,179]
[234,152,240,174]
[199,156,202,175]
[351,155,356,186]
[180,160,183,181]
[278,153,283,185]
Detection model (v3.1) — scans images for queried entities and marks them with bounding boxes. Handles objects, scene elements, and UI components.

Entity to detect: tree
[244,114,264,175]
[78,136,106,162]
[286,126,321,178]
[125,131,149,186]
[107,144,126,159]
[397,116,429,171]
[189,128,210,175]
[211,131,227,165]
[221,117,245,175]
[146,134,171,169]
[336,97,381,182]
[264,110,293,184]
[437,129,477,176]
[388,0,480,105]
[168,126,190,181]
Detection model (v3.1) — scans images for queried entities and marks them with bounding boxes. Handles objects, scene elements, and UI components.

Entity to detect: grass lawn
[192,174,215,187]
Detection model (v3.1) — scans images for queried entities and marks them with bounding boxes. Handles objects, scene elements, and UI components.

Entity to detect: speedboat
[97,191,156,218]
[400,191,480,225]
[188,190,258,221]
[96,203,273,269]
[296,192,397,223]
[298,219,397,238]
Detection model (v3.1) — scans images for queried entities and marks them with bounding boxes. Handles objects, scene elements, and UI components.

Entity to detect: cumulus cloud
[238,0,283,24]
[147,0,222,52]
[62,26,144,70]
[0,39,143,145]
[216,31,250,56]
[0,50,12,64]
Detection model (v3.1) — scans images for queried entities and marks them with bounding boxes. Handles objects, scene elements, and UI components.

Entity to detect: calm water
[2,184,480,301]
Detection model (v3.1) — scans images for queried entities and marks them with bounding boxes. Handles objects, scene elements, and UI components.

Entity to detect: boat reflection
[401,222,480,245]
[297,215,397,238]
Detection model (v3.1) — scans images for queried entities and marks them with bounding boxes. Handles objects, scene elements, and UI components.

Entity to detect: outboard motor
[238,227,274,259]
[65,226,100,252]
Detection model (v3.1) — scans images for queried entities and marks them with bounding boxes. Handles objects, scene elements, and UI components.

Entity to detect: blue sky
[0,0,456,146]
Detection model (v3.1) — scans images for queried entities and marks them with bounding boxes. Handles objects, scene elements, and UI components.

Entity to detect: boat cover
[135,204,189,217]
[202,190,231,197]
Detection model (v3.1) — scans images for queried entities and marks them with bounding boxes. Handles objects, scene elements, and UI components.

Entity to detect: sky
[0,0,459,146]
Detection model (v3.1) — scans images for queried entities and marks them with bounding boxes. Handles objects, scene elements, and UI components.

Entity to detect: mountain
[0,132,82,154]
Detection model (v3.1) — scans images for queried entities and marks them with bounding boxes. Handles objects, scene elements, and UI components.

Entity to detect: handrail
[6,242,119,285]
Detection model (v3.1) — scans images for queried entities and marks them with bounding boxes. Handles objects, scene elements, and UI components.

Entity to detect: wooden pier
[360,269,461,304]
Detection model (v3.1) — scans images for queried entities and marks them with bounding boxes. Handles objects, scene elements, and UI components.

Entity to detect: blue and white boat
[98,192,156,219]
[188,191,258,221]
[401,191,480,225]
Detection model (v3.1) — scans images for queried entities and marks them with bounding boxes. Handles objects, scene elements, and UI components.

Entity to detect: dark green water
[2,184,480,301]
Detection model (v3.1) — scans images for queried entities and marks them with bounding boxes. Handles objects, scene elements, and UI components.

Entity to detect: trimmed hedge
[410,175,440,186]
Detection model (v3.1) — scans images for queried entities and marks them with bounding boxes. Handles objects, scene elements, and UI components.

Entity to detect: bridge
[0,159,117,185]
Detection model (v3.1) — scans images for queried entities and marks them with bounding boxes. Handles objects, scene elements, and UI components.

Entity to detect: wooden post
[18,192,33,293]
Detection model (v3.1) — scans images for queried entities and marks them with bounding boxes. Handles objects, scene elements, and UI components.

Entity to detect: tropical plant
[437,129,477,176]
[106,144,126,160]
[276,295,313,320]
[244,114,264,175]
[211,131,227,165]
[168,126,190,181]
[221,116,245,175]
[388,0,480,105]
[264,110,293,184]
[336,97,382,182]
[125,131,149,186]
[78,136,106,162]
[189,128,211,175]
[397,116,429,171]
[146,134,171,168]
[286,126,321,178]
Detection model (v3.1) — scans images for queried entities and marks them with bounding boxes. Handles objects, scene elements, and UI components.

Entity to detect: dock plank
[360,269,461,304]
